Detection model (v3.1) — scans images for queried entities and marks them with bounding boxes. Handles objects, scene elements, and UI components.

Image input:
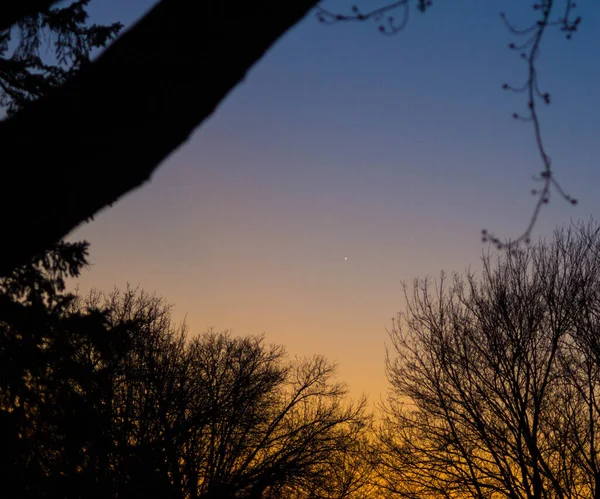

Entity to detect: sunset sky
[69,0,600,401]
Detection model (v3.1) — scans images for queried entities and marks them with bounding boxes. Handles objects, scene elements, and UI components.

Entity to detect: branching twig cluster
[0,0,122,115]
[316,0,432,34]
[483,0,581,249]
[316,1,582,250]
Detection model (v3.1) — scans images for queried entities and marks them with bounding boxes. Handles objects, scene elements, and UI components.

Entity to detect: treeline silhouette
[0,242,371,499]
[7,223,600,498]
[4,7,600,497]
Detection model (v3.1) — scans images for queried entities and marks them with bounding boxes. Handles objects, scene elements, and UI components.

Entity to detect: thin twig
[484,0,580,249]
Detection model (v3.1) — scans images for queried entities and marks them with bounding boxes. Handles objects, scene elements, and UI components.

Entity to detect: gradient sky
[68,0,600,401]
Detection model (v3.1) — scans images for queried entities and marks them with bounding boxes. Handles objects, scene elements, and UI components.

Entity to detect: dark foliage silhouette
[1,280,370,498]
[377,221,600,499]
[0,5,123,496]
[0,0,122,115]
[0,242,132,498]
[90,287,370,499]
[0,1,60,33]
[0,0,122,278]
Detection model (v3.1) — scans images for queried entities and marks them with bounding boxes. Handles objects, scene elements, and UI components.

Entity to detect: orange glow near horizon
[72,0,600,402]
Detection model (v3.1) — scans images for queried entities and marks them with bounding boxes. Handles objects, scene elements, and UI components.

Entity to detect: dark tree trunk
[0,0,318,275]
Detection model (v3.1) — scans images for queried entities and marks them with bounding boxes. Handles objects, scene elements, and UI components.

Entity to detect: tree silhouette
[0,0,318,276]
[185,333,368,499]
[0,0,583,275]
[1,275,371,498]
[377,221,600,499]
[0,0,121,278]
[0,0,122,115]
[0,242,131,498]
[59,287,369,499]
[0,9,123,493]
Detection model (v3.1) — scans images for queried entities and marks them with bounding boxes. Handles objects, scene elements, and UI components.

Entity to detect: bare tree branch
[484,0,581,249]
[315,1,582,248]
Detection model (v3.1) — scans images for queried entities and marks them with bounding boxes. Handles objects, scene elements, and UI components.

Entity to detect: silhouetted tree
[377,221,600,499]
[81,287,192,499]
[1,272,371,498]
[0,0,122,115]
[0,0,121,276]
[72,287,370,499]
[187,333,369,499]
[0,0,317,275]
[549,225,600,499]
[0,1,582,274]
[0,242,131,498]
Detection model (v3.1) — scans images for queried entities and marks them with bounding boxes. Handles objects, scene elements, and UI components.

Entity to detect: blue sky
[70,0,600,399]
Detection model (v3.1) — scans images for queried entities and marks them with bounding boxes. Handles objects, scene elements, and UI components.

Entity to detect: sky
[67,0,600,402]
